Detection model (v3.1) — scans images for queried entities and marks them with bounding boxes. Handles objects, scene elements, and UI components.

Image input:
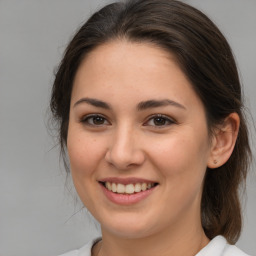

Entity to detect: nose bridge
[105,122,144,169]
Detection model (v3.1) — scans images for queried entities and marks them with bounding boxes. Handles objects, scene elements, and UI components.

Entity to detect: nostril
[105,146,146,170]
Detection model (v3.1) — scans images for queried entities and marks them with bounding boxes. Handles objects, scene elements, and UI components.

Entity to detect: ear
[207,113,240,169]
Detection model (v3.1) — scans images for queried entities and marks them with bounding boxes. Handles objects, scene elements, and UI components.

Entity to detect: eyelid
[79,113,176,128]
[80,114,111,126]
[143,114,176,127]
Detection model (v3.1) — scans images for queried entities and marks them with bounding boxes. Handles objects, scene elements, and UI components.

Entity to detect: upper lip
[98,177,158,185]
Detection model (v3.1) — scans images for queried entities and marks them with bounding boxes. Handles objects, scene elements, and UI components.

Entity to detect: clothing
[59,236,250,256]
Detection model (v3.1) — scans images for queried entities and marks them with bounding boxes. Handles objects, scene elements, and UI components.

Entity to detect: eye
[144,114,175,127]
[81,114,110,126]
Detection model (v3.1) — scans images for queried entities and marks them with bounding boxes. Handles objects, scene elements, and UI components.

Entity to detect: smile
[102,182,158,194]
[98,178,159,205]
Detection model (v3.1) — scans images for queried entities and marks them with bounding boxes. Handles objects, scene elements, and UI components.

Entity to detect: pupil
[93,116,104,124]
[154,117,165,126]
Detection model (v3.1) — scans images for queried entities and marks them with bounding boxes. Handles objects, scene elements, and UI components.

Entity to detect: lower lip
[100,184,157,205]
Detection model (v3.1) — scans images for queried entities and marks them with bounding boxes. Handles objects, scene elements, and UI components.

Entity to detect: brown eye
[92,116,105,125]
[145,114,175,127]
[153,117,168,126]
[81,114,110,126]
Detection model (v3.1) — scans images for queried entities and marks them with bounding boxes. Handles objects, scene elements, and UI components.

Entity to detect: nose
[105,126,145,170]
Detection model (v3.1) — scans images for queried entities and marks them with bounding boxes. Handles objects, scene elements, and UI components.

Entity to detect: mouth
[99,180,159,194]
[98,178,159,205]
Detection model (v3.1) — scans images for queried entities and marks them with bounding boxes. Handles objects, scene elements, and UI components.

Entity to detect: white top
[59,236,250,256]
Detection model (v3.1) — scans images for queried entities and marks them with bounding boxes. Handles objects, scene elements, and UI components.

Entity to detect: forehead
[71,40,203,111]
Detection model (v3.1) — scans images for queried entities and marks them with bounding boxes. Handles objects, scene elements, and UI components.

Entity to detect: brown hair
[50,0,251,244]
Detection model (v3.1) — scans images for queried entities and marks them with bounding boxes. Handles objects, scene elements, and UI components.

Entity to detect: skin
[67,40,239,256]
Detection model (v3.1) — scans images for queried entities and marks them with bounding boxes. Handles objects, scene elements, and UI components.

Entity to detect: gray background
[0,0,255,255]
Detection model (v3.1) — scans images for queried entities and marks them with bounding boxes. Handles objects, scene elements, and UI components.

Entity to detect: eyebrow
[73,97,111,109]
[137,99,186,111]
[73,97,186,111]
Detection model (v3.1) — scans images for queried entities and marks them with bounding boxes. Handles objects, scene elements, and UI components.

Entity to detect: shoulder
[223,244,251,256]
[196,236,251,256]
[59,250,79,256]
[58,237,101,256]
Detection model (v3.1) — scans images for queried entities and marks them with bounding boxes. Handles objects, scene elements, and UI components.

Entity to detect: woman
[50,0,252,255]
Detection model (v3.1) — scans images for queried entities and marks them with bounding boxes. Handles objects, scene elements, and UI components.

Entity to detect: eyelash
[80,114,176,128]
[80,114,110,126]
[144,114,176,128]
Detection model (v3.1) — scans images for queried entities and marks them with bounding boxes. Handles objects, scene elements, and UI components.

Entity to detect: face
[67,41,213,239]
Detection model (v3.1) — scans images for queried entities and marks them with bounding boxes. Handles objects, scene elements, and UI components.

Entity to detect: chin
[103,224,154,239]
[99,212,160,239]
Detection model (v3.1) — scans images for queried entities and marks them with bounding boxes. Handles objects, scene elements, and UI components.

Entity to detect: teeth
[106,182,112,191]
[112,183,117,193]
[141,183,147,191]
[125,184,135,194]
[117,183,125,193]
[134,183,141,192]
[104,182,156,194]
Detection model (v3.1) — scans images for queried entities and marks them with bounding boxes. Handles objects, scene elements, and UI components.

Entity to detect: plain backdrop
[0,0,255,255]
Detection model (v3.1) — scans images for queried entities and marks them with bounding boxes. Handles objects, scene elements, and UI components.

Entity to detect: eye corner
[80,114,111,127]
[143,114,176,128]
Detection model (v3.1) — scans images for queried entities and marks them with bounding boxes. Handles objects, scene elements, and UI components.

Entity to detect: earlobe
[207,113,240,169]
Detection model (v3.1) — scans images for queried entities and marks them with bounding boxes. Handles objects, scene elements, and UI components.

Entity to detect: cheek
[67,128,106,179]
[67,128,108,209]
[148,131,210,220]
[148,129,210,187]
